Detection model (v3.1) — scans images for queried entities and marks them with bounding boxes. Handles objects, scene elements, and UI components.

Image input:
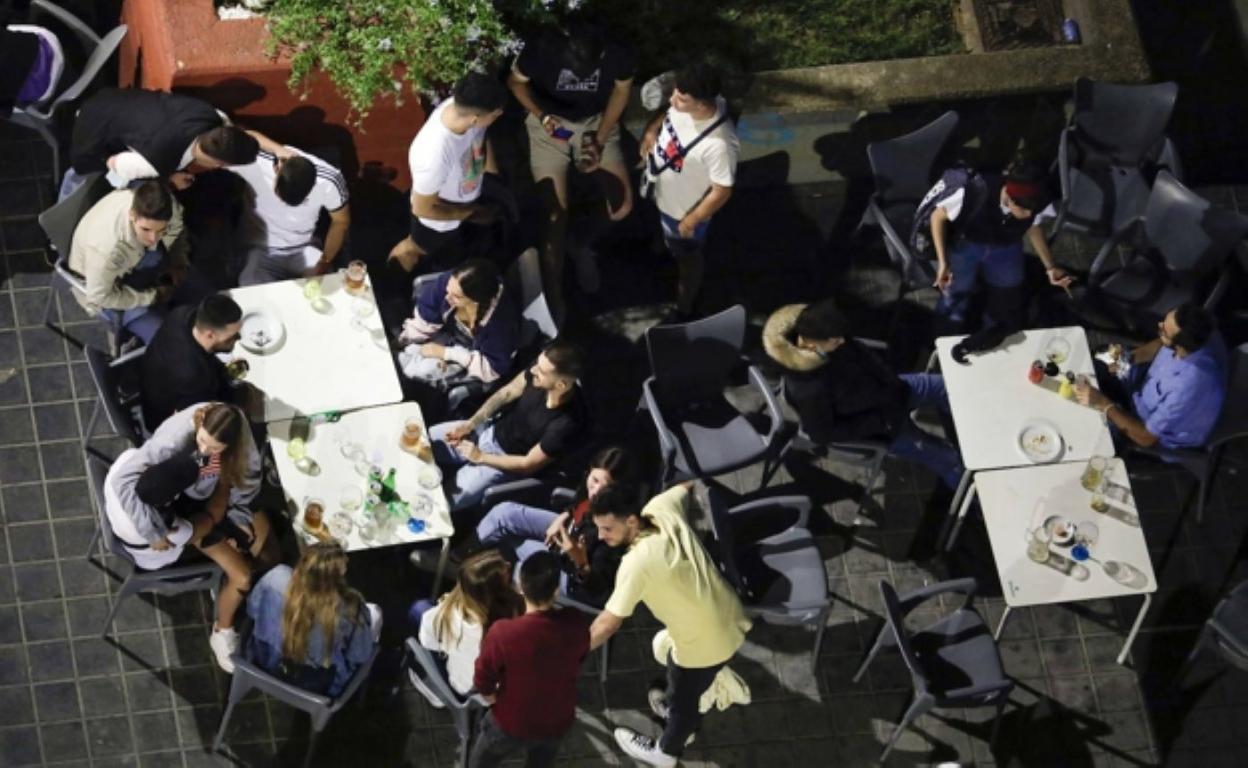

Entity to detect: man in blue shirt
[1076,303,1227,450]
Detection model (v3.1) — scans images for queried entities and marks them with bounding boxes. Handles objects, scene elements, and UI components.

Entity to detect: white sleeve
[110,151,160,184]
[936,188,966,222]
[1032,202,1057,226]
[701,139,737,188]
[409,139,448,198]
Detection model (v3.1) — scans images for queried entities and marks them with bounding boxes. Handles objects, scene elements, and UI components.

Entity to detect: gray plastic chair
[1080,171,1248,335]
[402,637,488,768]
[854,578,1013,763]
[83,345,146,450]
[642,305,786,486]
[213,641,380,768]
[1126,342,1248,523]
[1177,580,1248,684]
[707,490,833,673]
[554,592,612,690]
[861,111,960,291]
[84,449,222,637]
[4,0,128,183]
[1050,77,1181,240]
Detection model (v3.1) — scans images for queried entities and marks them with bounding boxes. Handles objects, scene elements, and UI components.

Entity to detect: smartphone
[552,126,574,140]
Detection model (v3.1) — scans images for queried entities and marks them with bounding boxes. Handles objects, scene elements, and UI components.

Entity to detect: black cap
[135,454,199,507]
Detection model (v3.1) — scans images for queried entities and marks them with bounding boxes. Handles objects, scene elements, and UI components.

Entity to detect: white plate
[239,310,286,354]
[1018,420,1064,463]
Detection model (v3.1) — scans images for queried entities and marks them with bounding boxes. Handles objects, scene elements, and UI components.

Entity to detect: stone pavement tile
[27,640,74,682]
[133,711,184,754]
[998,637,1046,678]
[34,679,82,723]
[21,599,68,642]
[1049,674,1099,713]
[3,481,47,524]
[33,402,80,442]
[117,631,168,672]
[0,684,35,726]
[10,521,55,561]
[124,670,174,713]
[0,445,41,484]
[1098,709,1155,753]
[137,749,185,768]
[1032,604,1081,639]
[39,720,89,763]
[0,406,35,445]
[79,676,130,718]
[40,438,87,480]
[1040,637,1090,677]
[72,636,121,678]
[0,605,21,645]
[12,288,49,328]
[20,326,68,365]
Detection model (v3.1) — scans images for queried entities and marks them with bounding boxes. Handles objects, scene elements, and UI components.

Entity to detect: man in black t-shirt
[508,22,635,315]
[140,294,245,430]
[428,340,588,512]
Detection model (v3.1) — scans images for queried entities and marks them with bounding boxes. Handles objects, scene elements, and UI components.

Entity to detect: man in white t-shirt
[389,73,508,273]
[233,147,351,285]
[641,63,739,321]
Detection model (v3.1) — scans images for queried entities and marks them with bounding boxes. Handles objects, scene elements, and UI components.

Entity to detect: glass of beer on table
[345,260,367,295]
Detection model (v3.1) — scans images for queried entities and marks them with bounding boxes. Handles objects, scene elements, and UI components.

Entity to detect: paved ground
[3,92,1248,768]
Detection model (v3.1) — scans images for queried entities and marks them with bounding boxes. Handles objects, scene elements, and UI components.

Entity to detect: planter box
[118,0,425,187]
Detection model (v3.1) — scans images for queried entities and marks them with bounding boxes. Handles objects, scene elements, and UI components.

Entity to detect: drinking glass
[1026,527,1051,564]
[401,417,423,449]
[1081,456,1109,492]
[303,497,325,529]
[350,297,374,331]
[345,260,367,295]
[328,511,353,541]
[286,437,307,461]
[302,278,322,302]
[339,486,362,512]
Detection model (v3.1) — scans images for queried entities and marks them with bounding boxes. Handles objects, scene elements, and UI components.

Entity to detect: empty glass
[344,260,367,295]
[350,297,374,331]
[339,486,362,512]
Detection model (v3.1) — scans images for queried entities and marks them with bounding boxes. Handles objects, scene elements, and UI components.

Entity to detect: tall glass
[344,260,367,295]
[1081,456,1109,492]
[401,418,422,449]
[303,497,325,529]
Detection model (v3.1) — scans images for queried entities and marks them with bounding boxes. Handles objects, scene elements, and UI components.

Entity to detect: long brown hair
[192,403,247,488]
[280,544,364,664]
[433,550,522,646]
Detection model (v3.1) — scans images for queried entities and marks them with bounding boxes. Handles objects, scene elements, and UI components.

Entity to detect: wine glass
[350,298,374,331]
[339,486,362,512]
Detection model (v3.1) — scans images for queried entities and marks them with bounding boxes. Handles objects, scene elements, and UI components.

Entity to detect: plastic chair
[83,345,146,450]
[1125,342,1248,523]
[401,637,488,768]
[554,593,612,691]
[706,491,833,673]
[854,578,1013,763]
[1050,77,1181,240]
[1177,580,1248,685]
[5,0,128,182]
[1079,171,1248,335]
[37,172,121,351]
[861,111,960,291]
[213,641,380,768]
[83,449,222,637]
[641,305,786,486]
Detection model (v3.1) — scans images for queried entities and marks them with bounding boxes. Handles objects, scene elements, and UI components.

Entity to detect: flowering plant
[264,0,585,121]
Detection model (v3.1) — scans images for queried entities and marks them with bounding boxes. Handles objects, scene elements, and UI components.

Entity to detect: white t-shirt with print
[234,146,348,251]
[650,96,739,220]
[408,99,488,232]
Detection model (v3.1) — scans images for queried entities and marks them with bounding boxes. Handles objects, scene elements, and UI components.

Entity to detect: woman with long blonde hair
[246,543,381,697]
[408,550,523,704]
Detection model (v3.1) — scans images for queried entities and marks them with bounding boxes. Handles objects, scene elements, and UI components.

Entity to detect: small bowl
[1044,515,1076,546]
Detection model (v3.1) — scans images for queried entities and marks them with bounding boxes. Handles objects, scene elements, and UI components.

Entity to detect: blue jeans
[891,373,964,490]
[98,246,167,344]
[476,502,569,592]
[659,212,711,314]
[936,239,1024,328]
[428,422,511,512]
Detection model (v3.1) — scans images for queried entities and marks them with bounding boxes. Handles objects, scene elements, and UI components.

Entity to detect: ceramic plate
[1018,420,1063,463]
[239,310,286,354]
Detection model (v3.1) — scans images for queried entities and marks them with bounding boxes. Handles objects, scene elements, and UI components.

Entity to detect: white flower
[378,37,393,51]
[465,25,481,42]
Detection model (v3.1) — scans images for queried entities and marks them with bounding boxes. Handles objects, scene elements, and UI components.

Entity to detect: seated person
[246,543,381,698]
[104,450,203,572]
[66,87,283,195]
[140,293,244,430]
[234,146,351,285]
[68,179,193,344]
[467,446,635,607]
[763,300,964,489]
[428,339,589,512]
[1,20,63,115]
[397,258,518,389]
[407,550,523,705]
[1076,302,1228,450]
[132,401,278,672]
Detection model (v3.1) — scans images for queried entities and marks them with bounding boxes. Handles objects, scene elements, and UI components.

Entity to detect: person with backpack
[912,162,1073,339]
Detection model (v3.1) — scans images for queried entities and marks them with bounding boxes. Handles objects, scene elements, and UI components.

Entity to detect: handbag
[640,110,729,201]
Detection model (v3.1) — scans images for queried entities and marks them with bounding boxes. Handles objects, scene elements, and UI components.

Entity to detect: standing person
[508,20,635,313]
[140,293,245,429]
[389,73,508,274]
[589,484,752,767]
[68,180,192,344]
[246,543,381,697]
[640,63,738,322]
[234,145,351,285]
[470,551,591,768]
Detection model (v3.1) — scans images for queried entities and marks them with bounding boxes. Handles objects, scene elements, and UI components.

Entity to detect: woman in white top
[407,550,522,703]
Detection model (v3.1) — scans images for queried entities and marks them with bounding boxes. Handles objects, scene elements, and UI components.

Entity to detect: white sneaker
[209,626,238,674]
[614,727,677,767]
[408,667,446,709]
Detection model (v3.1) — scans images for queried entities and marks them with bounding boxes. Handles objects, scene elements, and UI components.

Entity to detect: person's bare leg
[389,236,426,272]
[596,159,633,223]
[189,514,252,630]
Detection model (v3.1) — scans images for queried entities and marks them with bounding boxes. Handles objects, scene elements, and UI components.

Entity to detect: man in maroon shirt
[471,550,591,767]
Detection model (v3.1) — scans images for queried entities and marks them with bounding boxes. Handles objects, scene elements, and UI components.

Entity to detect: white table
[268,402,454,593]
[227,273,403,423]
[975,459,1155,665]
[937,327,1116,549]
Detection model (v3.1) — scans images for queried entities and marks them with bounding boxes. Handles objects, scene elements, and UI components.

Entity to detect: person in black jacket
[466,446,635,607]
[763,300,964,490]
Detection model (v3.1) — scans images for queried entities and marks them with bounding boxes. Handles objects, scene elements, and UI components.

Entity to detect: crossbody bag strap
[647,112,730,176]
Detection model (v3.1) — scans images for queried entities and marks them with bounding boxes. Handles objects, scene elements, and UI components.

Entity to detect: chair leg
[100,579,137,639]
[852,624,889,683]
[301,726,323,768]
[211,677,250,753]
[85,527,100,560]
[879,695,931,764]
[989,695,1008,747]
[810,608,831,674]
[42,276,59,329]
[599,636,610,685]
[854,450,888,519]
[83,399,102,449]
[1174,625,1212,688]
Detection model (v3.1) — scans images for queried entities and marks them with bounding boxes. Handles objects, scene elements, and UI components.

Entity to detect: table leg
[939,469,973,549]
[994,605,1013,641]
[430,538,450,599]
[944,477,979,552]
[1117,593,1152,666]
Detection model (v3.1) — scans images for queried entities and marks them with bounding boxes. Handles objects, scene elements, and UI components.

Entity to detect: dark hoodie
[763,304,910,444]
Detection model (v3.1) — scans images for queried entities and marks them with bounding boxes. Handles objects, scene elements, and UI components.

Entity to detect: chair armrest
[748,365,786,443]
[53,260,88,292]
[32,0,101,45]
[857,337,888,352]
[550,487,577,508]
[1204,265,1234,313]
[480,477,550,508]
[895,576,979,613]
[642,377,678,468]
[230,656,332,706]
[1056,129,1073,201]
[1087,217,1145,284]
[330,645,380,709]
[873,200,917,269]
[725,495,812,531]
[942,678,1014,702]
[112,345,146,367]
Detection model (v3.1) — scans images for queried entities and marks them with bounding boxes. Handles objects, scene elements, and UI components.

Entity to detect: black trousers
[660,653,726,756]
[468,710,563,768]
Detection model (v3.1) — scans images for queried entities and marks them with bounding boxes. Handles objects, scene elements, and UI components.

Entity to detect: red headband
[1005,180,1044,203]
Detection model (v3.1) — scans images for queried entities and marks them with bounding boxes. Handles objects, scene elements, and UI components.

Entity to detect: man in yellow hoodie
[589,483,751,766]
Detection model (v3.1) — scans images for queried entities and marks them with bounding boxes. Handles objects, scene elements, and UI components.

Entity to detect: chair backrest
[24,1,127,116]
[866,111,960,205]
[1211,342,1248,445]
[405,637,475,715]
[54,25,128,108]
[1143,171,1248,279]
[1071,77,1178,167]
[38,172,113,258]
[505,247,559,350]
[878,580,929,695]
[85,346,144,446]
[645,304,746,401]
[84,449,138,567]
